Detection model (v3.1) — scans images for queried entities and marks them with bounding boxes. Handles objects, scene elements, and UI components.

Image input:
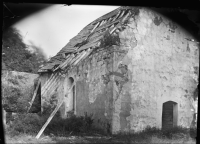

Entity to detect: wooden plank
[118,10,125,19]
[78,38,101,51]
[53,54,74,71]
[41,73,58,94]
[42,74,58,94]
[36,82,75,139]
[68,53,83,66]
[71,51,87,66]
[60,57,74,69]
[60,55,75,69]
[42,80,60,98]
[75,48,93,66]
[27,80,41,113]
[36,98,64,139]
[112,10,121,22]
[121,10,130,23]
[45,81,61,98]
[61,54,78,69]
[42,76,60,97]
[90,22,100,33]
[73,50,88,66]
[41,73,57,92]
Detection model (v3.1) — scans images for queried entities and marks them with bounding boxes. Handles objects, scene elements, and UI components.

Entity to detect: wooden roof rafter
[38,6,137,73]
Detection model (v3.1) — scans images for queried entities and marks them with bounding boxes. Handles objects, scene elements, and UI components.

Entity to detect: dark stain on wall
[169,29,175,33]
[129,7,140,17]
[187,43,190,52]
[120,91,131,131]
[102,63,129,94]
[168,22,177,33]
[164,35,170,40]
[153,16,163,26]
[169,22,177,30]
[102,74,110,85]
[193,66,199,75]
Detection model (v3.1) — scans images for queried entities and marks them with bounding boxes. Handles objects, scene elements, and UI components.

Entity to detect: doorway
[162,101,178,129]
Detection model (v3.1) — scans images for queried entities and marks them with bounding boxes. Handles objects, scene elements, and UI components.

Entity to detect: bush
[7,113,44,136]
[143,126,161,135]
[100,31,120,47]
[3,83,35,113]
[45,112,94,136]
[3,86,21,111]
[161,126,189,139]
[7,112,94,137]
[7,78,19,85]
[190,127,197,139]
[112,126,193,142]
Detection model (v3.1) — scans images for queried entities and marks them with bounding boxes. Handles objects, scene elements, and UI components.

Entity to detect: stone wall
[2,70,39,112]
[64,47,115,133]
[39,7,199,134]
[111,8,199,133]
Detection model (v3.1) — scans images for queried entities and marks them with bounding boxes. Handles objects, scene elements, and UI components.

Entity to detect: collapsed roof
[38,6,140,73]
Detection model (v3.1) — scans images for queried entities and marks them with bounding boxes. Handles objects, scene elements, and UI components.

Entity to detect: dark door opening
[162,101,178,129]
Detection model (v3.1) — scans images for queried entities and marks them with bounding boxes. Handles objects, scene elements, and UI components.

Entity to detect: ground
[5,133,196,144]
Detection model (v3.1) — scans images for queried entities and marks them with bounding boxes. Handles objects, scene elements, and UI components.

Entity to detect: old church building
[37,6,199,134]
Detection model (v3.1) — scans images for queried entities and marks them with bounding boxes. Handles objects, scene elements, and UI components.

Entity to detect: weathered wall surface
[63,48,114,133]
[112,8,199,133]
[39,7,198,134]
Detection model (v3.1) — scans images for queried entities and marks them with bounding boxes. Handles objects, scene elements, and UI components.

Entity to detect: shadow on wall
[150,8,200,40]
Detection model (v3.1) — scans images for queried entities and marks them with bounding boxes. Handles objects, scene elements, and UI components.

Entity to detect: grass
[5,112,95,137]
[5,132,196,144]
[4,113,197,144]
[111,126,196,143]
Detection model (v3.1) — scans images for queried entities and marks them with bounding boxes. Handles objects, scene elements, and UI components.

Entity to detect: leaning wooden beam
[27,80,41,113]
[42,80,59,98]
[42,79,59,99]
[74,48,92,66]
[60,54,74,67]
[53,54,73,71]
[73,50,88,66]
[60,55,75,69]
[121,10,130,23]
[42,75,58,95]
[41,73,58,95]
[68,53,82,66]
[41,73,58,93]
[36,82,75,139]
[112,10,121,22]
[35,98,64,139]
[118,10,125,19]
[91,22,100,33]
[70,51,87,66]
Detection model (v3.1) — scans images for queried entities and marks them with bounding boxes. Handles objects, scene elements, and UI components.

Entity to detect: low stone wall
[2,70,39,113]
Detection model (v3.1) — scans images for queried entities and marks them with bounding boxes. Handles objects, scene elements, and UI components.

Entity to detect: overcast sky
[13,5,119,58]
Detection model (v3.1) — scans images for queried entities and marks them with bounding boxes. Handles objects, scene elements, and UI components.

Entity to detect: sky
[13,5,119,59]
